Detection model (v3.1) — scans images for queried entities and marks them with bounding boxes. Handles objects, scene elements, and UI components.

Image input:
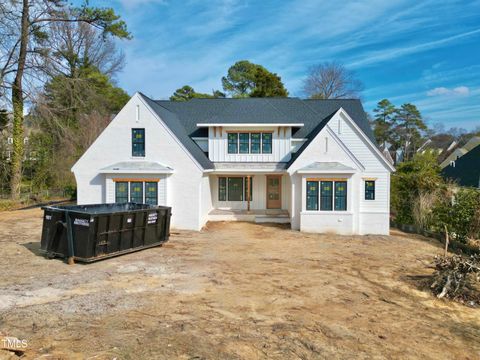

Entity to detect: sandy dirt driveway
[0,208,479,359]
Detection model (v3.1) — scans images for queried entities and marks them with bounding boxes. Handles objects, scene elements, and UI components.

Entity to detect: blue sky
[91,0,480,130]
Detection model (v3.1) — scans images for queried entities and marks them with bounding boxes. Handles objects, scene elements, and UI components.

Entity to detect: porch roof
[212,162,287,173]
[297,161,356,174]
[99,161,174,174]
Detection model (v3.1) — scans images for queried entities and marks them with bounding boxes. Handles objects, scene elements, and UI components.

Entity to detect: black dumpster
[40,203,171,262]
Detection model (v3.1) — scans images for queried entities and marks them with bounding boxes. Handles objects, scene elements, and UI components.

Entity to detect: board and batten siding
[208,126,292,162]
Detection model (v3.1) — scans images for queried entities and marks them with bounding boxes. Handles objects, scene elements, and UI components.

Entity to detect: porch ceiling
[212,162,287,173]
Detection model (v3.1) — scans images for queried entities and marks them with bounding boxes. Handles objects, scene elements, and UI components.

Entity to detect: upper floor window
[306,179,347,211]
[227,132,273,154]
[132,128,145,157]
[365,180,375,200]
[262,133,272,154]
[228,133,238,154]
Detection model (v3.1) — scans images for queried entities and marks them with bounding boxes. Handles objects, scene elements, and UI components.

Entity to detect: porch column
[247,175,251,212]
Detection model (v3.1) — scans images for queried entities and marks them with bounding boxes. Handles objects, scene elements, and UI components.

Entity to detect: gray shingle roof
[155,97,374,141]
[140,93,215,170]
[139,93,375,171]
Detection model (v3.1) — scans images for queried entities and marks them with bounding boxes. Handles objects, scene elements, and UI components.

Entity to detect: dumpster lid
[99,161,174,174]
[42,203,169,215]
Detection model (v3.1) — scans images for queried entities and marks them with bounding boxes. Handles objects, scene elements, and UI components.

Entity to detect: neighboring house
[440,136,480,169]
[378,142,395,165]
[72,93,394,234]
[417,135,457,156]
[442,144,480,188]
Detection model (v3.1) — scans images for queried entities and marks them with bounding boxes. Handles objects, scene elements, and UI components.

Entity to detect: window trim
[218,176,253,202]
[115,181,129,203]
[145,181,158,205]
[334,181,347,211]
[239,133,250,154]
[305,178,348,212]
[114,179,159,204]
[306,181,319,211]
[261,132,273,154]
[226,131,273,155]
[365,180,376,200]
[132,128,145,157]
[227,133,239,154]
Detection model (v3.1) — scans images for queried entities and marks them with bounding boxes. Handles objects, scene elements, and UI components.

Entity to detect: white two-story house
[72,92,394,234]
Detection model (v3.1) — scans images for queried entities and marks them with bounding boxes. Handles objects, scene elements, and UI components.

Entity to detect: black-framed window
[218,177,227,201]
[244,177,253,201]
[227,132,272,154]
[130,182,143,203]
[218,177,253,202]
[306,181,319,210]
[228,133,238,154]
[334,181,347,211]
[227,177,243,201]
[250,133,261,153]
[132,128,145,157]
[320,181,333,211]
[365,180,375,200]
[306,180,348,211]
[239,133,249,154]
[145,182,158,205]
[262,133,272,154]
[115,182,128,203]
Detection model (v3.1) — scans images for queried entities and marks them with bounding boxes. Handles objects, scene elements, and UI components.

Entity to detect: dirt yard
[0,208,479,359]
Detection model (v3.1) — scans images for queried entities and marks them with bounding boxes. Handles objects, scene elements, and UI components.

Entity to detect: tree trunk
[10,0,29,200]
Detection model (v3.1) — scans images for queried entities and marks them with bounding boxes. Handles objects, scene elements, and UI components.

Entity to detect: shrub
[433,187,480,242]
[391,152,443,224]
[64,185,77,200]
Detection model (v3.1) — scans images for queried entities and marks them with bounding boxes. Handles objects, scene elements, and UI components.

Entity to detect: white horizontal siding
[208,126,291,162]
[335,113,389,172]
[359,172,389,213]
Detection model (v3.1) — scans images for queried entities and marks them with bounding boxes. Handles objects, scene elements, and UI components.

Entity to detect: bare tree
[44,20,125,79]
[0,0,129,199]
[303,61,363,99]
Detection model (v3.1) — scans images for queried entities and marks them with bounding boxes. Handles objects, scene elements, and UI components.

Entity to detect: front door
[266,175,282,209]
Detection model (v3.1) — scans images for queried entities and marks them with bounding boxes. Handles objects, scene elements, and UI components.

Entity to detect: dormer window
[227,132,272,154]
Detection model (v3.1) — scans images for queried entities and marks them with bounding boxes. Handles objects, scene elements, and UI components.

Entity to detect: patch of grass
[0,199,20,211]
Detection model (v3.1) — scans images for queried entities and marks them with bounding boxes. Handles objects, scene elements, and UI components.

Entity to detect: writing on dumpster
[74,218,90,227]
[148,212,158,225]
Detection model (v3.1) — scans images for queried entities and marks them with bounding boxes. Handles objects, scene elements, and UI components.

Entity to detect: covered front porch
[208,162,291,223]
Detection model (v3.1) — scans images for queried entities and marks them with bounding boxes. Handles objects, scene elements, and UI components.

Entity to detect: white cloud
[427,86,470,97]
[348,28,480,69]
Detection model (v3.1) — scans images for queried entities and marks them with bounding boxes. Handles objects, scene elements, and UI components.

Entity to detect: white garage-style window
[115,179,158,205]
[306,179,347,211]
